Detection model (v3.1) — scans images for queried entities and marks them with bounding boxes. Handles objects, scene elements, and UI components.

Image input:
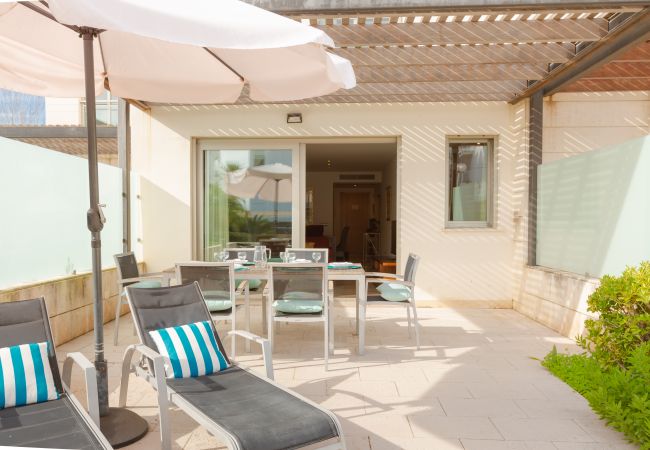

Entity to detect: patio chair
[267,263,331,369]
[0,298,111,449]
[286,247,329,263]
[335,226,350,261]
[119,283,345,450]
[176,262,248,357]
[113,252,169,345]
[362,253,421,349]
[225,247,268,291]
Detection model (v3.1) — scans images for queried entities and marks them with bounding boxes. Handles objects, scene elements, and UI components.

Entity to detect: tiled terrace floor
[59,296,636,450]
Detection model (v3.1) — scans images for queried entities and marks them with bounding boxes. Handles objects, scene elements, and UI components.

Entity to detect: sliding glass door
[198,140,302,260]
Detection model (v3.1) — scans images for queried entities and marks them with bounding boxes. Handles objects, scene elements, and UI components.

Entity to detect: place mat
[328,263,362,269]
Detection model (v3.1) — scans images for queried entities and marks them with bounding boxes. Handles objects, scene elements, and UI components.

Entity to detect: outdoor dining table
[236,264,367,355]
[164,263,368,354]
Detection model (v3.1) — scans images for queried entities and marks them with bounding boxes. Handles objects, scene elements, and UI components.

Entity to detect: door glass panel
[204,149,293,260]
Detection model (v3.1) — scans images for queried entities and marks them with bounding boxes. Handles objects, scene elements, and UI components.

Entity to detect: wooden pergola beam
[510,7,650,101]
[317,18,607,47]
[333,43,574,66]
[336,80,526,95]
[246,0,650,14]
[354,63,548,82]
[559,77,650,91]
[234,92,512,103]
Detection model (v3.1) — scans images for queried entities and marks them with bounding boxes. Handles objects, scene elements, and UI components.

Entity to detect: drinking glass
[279,251,286,263]
[219,250,228,262]
[288,252,296,263]
[312,252,321,263]
[237,251,247,262]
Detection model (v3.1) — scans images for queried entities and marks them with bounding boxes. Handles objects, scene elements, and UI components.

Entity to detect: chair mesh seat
[0,396,105,449]
[366,294,407,302]
[166,367,337,450]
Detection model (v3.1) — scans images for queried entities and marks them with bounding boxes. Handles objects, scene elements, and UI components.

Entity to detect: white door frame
[195,139,302,260]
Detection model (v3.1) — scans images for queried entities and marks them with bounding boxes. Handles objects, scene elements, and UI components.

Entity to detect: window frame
[445,136,497,229]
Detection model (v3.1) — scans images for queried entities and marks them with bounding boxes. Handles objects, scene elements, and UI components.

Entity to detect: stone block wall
[515,266,599,338]
[0,264,142,346]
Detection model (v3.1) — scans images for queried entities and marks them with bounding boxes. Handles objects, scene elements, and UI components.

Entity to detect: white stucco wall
[516,91,650,337]
[543,91,650,162]
[130,101,529,306]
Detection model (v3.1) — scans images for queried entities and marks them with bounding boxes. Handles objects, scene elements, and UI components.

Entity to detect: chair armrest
[366,278,414,288]
[365,272,403,279]
[119,344,168,408]
[62,352,99,426]
[142,271,168,277]
[122,275,166,284]
[227,330,274,380]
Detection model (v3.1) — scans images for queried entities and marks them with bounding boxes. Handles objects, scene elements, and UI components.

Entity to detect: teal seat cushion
[376,282,411,302]
[123,279,161,295]
[273,293,323,314]
[236,278,262,290]
[203,290,233,312]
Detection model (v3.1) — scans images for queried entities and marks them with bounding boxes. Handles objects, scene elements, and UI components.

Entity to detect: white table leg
[329,280,335,353]
[358,277,366,355]
[245,284,251,353]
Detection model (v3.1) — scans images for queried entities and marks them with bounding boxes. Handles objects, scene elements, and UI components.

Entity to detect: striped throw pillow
[0,342,60,409]
[149,321,229,378]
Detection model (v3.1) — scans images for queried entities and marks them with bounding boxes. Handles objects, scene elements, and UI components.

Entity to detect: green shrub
[579,261,650,368]
[543,343,650,449]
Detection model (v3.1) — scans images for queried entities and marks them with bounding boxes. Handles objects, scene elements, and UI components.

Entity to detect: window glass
[448,140,492,224]
[203,149,293,260]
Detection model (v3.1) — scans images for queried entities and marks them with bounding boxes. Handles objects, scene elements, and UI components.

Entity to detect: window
[80,92,118,126]
[447,138,494,227]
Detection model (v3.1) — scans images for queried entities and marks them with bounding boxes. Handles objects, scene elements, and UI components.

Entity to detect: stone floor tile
[52,304,632,450]
[408,415,503,439]
[440,397,528,418]
[370,435,464,449]
[461,439,557,450]
[491,418,595,442]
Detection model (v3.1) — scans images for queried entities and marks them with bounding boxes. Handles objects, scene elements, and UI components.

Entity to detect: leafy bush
[543,344,650,449]
[578,261,650,368]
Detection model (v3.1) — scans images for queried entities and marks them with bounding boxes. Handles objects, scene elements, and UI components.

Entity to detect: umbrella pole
[274,178,279,229]
[82,29,148,448]
[82,29,108,415]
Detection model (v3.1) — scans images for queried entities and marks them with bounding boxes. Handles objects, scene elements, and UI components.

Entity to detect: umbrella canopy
[227,163,292,226]
[0,0,354,445]
[227,163,292,202]
[0,0,356,102]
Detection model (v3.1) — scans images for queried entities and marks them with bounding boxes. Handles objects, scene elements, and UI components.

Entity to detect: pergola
[234,0,650,104]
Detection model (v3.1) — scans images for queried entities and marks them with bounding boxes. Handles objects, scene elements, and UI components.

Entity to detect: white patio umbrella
[0,0,354,445]
[227,163,292,226]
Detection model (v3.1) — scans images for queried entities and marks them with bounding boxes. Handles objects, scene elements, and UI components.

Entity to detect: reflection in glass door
[203,147,294,260]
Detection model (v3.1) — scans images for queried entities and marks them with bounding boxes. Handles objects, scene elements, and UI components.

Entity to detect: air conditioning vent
[339,173,376,181]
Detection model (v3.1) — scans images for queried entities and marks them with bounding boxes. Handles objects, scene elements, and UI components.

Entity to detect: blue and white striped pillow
[0,342,59,409]
[149,321,229,378]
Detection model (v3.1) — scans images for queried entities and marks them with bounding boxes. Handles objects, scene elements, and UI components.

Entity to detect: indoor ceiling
[306,142,397,171]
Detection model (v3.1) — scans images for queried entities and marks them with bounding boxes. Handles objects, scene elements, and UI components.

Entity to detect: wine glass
[312,252,321,263]
[237,251,247,262]
[279,251,286,263]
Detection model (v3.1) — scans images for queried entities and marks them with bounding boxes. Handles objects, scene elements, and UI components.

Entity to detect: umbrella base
[100,407,149,448]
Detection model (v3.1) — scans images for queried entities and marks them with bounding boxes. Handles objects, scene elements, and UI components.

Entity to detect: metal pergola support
[527,91,544,266]
[510,6,650,103]
[117,99,131,253]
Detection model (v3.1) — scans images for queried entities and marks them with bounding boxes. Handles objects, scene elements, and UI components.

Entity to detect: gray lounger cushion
[0,395,105,449]
[167,366,337,450]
